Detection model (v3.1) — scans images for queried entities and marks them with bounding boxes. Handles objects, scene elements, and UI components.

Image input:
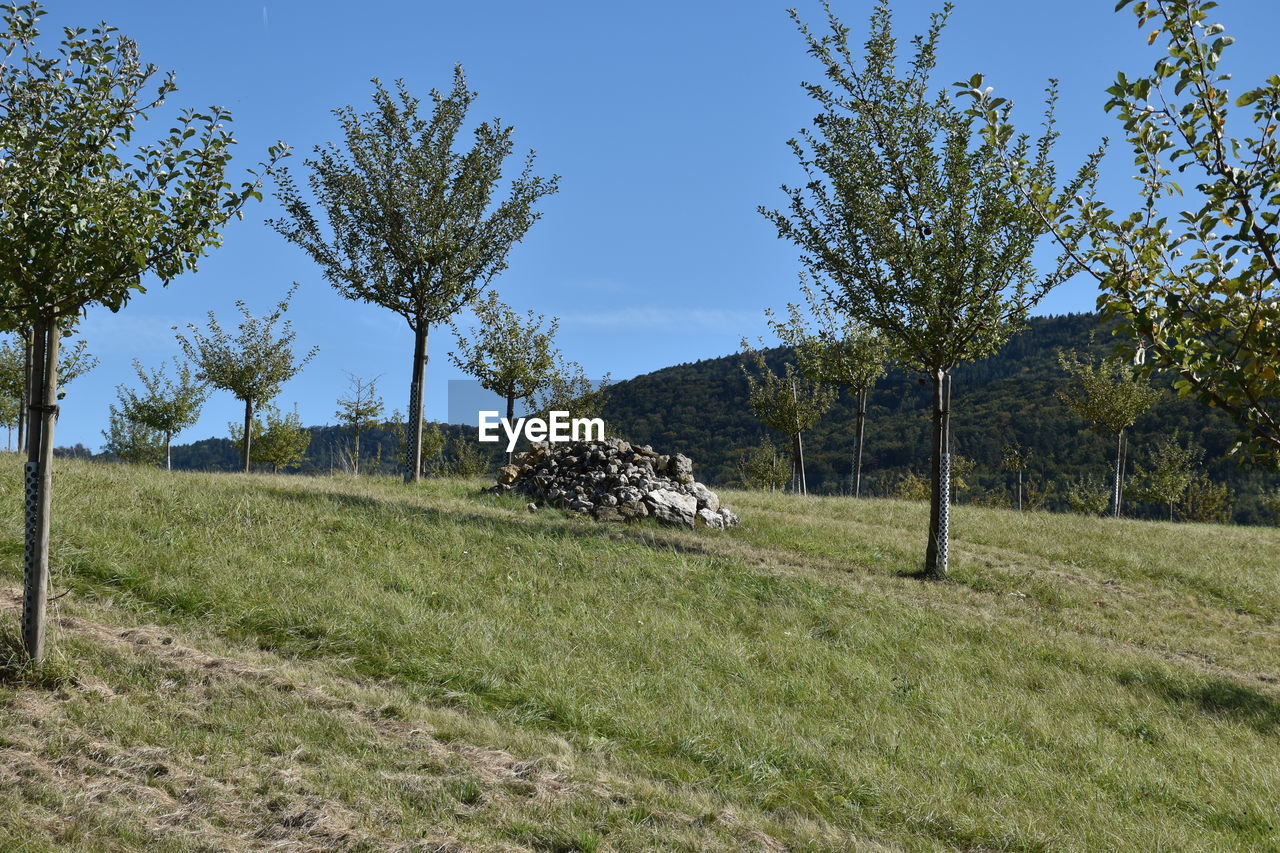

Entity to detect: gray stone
[689,482,720,512]
[697,508,726,529]
[644,488,697,527]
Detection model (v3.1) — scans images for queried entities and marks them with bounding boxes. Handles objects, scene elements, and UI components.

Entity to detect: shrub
[894,472,931,502]
[1065,475,1111,516]
[1179,472,1234,524]
[736,440,790,491]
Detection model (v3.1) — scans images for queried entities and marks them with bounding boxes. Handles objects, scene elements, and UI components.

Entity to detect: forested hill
[599,312,1279,523]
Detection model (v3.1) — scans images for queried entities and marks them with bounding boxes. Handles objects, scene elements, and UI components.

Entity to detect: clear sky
[31,0,1280,449]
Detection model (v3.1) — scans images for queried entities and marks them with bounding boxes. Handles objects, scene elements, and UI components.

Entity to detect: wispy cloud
[560,306,762,332]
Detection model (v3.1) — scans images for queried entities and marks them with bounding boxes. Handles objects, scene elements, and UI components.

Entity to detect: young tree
[0,336,25,450]
[741,345,836,496]
[966,0,1280,464]
[736,440,791,492]
[421,421,447,472]
[0,394,17,450]
[1179,471,1234,524]
[1064,475,1112,516]
[443,434,489,477]
[334,374,383,475]
[767,281,888,497]
[949,453,976,505]
[894,471,932,502]
[1001,442,1034,511]
[533,357,611,424]
[102,407,165,466]
[389,411,447,478]
[761,1,1099,577]
[1129,431,1203,521]
[271,68,559,483]
[1057,348,1160,518]
[176,286,317,473]
[113,358,206,470]
[244,405,312,474]
[1261,488,1280,526]
[450,292,560,459]
[0,333,96,453]
[0,3,282,662]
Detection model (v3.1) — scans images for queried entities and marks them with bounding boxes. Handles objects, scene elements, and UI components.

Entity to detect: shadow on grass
[1117,665,1280,735]
[259,483,746,565]
[895,567,945,583]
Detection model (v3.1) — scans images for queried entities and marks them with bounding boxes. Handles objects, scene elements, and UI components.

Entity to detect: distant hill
[161,421,486,478]
[599,312,1278,524]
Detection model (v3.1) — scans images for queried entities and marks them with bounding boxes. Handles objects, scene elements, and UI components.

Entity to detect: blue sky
[32,0,1280,449]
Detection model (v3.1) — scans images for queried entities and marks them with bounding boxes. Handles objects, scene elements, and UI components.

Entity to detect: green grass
[0,457,1277,851]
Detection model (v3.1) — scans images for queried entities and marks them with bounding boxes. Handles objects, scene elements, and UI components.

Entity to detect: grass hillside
[1,457,1278,851]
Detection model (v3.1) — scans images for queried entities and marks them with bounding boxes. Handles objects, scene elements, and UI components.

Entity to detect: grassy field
[0,456,1277,851]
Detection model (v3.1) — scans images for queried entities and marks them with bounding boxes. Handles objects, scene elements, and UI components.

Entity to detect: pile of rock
[492,437,739,529]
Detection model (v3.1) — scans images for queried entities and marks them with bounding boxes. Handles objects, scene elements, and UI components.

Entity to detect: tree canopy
[965,0,1280,464]
[762,0,1099,576]
[112,358,206,469]
[176,285,317,473]
[270,68,558,482]
[450,291,561,422]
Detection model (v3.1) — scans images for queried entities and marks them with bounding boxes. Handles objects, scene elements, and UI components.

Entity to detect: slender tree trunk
[924,370,952,579]
[1017,469,1023,512]
[789,378,807,496]
[506,391,516,465]
[791,431,807,496]
[22,315,58,663]
[241,399,254,473]
[1112,429,1124,519]
[853,386,867,499]
[1120,431,1128,516]
[406,323,429,483]
[165,432,172,471]
[353,428,361,476]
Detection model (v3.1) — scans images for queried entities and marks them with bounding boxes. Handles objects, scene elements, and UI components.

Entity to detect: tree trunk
[853,386,867,498]
[353,428,361,476]
[789,431,807,496]
[924,370,952,579]
[506,391,516,465]
[241,399,254,473]
[1112,429,1124,519]
[405,323,428,483]
[789,378,807,496]
[1017,469,1023,512]
[1119,431,1128,516]
[165,432,172,471]
[22,315,59,663]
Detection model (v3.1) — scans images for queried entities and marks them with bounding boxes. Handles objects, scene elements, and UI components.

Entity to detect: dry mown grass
[0,459,1277,851]
[0,588,806,853]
